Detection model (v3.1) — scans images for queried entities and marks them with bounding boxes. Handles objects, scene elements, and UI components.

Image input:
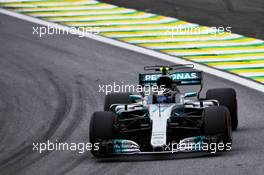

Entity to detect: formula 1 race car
[89,64,238,157]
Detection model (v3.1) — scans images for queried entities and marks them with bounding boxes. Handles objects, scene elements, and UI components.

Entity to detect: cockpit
[153,75,177,104]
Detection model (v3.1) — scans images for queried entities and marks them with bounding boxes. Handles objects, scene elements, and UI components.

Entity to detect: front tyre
[89,111,116,157]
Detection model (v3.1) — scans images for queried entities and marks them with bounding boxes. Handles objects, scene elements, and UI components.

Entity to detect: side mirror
[184,92,198,98]
[129,95,143,101]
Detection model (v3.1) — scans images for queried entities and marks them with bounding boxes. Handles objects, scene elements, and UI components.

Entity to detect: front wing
[92,135,231,157]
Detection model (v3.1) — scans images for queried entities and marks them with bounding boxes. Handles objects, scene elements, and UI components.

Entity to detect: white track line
[0,8,263,92]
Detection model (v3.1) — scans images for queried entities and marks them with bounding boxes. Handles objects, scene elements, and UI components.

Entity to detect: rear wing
[139,71,202,86]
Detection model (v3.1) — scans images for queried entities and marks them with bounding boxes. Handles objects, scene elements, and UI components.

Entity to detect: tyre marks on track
[0,68,91,174]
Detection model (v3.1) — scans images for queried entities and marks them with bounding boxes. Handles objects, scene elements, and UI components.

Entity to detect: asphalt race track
[0,13,264,175]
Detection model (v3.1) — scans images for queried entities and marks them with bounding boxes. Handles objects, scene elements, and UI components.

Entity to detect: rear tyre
[89,111,116,157]
[206,88,238,130]
[104,93,133,111]
[203,106,232,152]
